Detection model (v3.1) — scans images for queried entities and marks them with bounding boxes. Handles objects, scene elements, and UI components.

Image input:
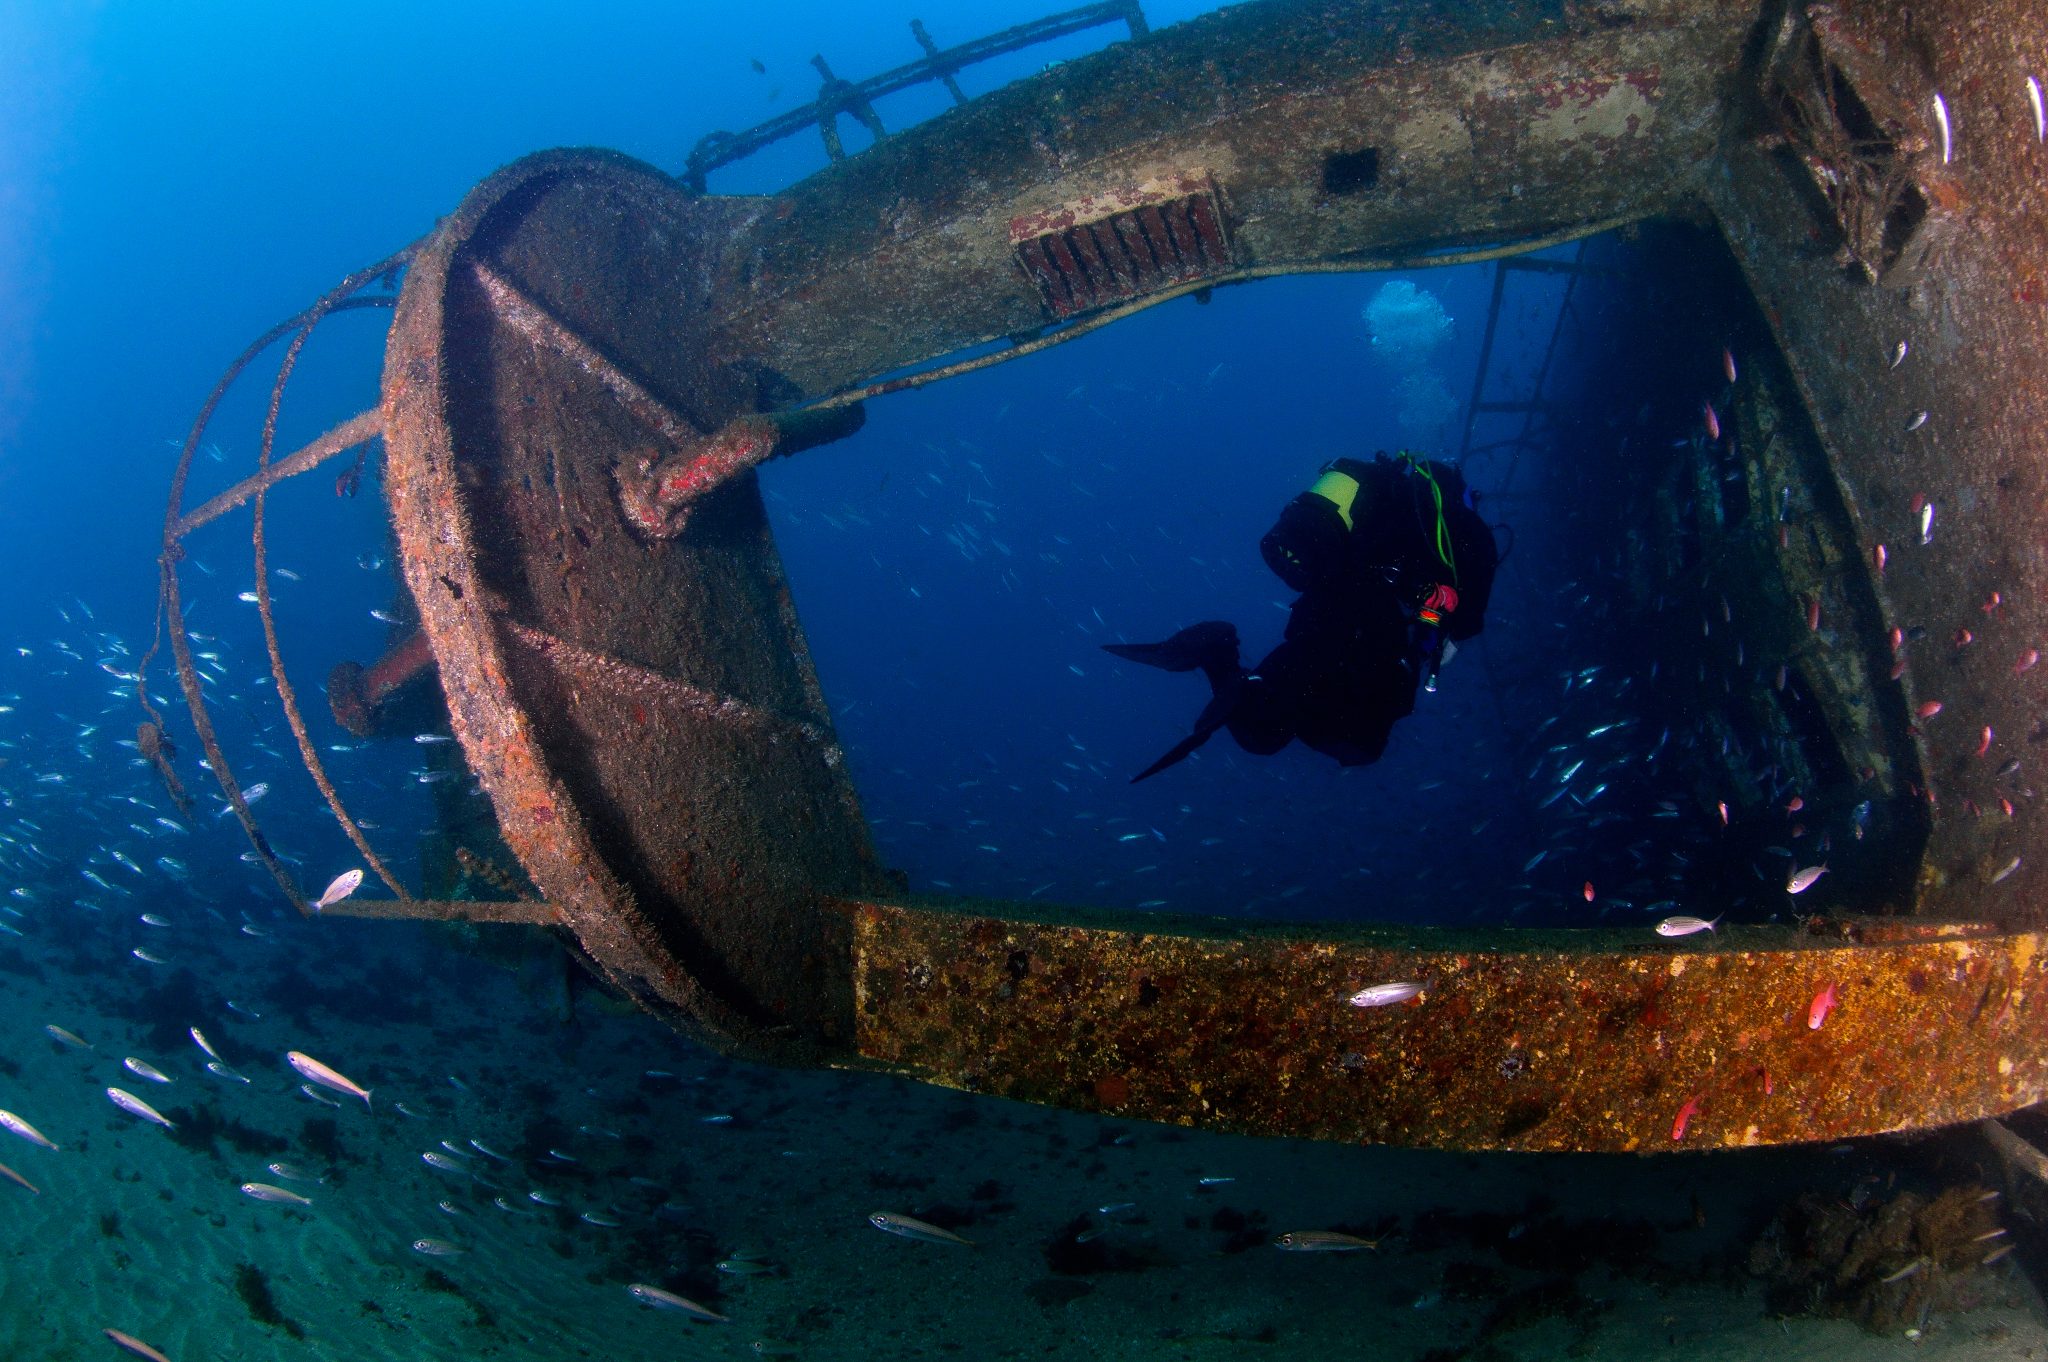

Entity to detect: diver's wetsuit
[1106,453,1499,782]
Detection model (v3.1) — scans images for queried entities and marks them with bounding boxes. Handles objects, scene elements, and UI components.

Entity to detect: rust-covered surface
[844,900,2048,1151]
[208,0,2048,1150]
[718,0,1755,399]
[1707,0,2048,917]
[370,0,1760,1069]
[381,152,893,1060]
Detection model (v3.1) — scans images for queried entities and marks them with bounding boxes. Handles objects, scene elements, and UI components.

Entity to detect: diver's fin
[1130,728,1215,782]
[1102,621,1240,685]
[1129,677,1244,782]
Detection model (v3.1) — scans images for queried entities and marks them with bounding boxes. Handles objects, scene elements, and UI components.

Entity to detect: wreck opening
[759,219,1927,926]
[142,0,2048,1151]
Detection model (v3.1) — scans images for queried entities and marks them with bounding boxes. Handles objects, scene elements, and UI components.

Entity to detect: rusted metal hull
[1707,0,2048,916]
[227,0,2048,1151]
[724,0,1753,398]
[846,902,2048,1152]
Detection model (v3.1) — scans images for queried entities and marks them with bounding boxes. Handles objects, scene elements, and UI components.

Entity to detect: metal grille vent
[1010,171,1233,319]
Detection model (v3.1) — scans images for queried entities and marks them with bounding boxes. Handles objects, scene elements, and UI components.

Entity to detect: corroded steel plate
[381,151,887,1059]
[845,902,2048,1152]
[355,0,2048,1156]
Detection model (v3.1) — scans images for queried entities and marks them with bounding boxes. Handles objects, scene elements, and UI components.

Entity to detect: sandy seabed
[1,910,2043,1362]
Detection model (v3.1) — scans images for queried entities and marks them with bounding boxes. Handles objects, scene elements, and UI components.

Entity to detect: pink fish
[1916,700,1943,719]
[286,1051,371,1107]
[1671,1092,1703,1142]
[312,868,364,912]
[1721,346,1737,384]
[1702,401,1721,441]
[2016,649,2040,676]
[1808,982,1839,1030]
[104,1330,172,1362]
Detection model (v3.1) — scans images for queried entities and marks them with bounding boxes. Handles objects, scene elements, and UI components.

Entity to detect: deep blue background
[0,3,1734,928]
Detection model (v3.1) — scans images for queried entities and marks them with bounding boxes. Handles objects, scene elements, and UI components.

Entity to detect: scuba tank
[1259,462,1370,593]
[1261,451,1474,689]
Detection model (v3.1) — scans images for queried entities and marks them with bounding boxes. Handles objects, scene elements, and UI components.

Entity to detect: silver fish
[1347,981,1425,1008]
[106,1087,175,1129]
[122,1057,173,1084]
[42,1024,91,1050]
[206,1061,251,1084]
[717,1256,776,1275]
[423,1152,468,1173]
[131,948,168,965]
[411,1238,464,1256]
[0,1160,39,1195]
[241,1182,311,1205]
[0,1110,57,1151]
[299,1084,342,1108]
[286,1050,371,1106]
[266,1161,323,1183]
[1655,915,1720,938]
[1274,1230,1378,1251]
[868,1211,974,1246]
[190,1027,223,1063]
[626,1283,728,1321]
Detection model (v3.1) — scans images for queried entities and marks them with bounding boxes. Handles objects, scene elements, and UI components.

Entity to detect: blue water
[0,4,2039,1359]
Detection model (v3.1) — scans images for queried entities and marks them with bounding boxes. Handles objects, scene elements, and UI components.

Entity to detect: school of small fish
[1,141,2042,1362]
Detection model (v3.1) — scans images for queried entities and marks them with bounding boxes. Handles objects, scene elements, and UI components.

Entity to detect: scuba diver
[1104,451,1500,782]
